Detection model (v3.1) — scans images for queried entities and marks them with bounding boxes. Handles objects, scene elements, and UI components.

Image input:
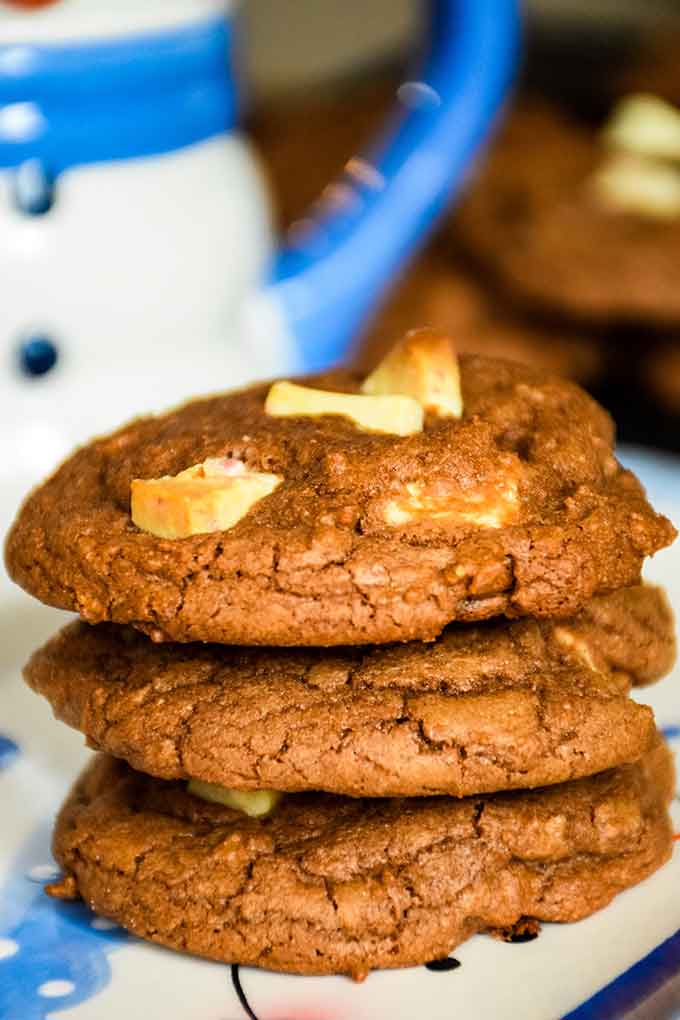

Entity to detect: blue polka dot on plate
[0,736,19,771]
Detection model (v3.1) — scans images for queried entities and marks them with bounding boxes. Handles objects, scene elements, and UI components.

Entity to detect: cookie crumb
[350,965,370,983]
[45,874,78,900]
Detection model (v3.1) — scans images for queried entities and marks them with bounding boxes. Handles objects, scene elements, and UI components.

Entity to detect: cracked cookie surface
[5,356,675,646]
[50,741,674,978]
[26,586,674,797]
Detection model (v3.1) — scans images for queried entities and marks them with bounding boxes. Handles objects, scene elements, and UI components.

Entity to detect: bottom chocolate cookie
[50,741,674,980]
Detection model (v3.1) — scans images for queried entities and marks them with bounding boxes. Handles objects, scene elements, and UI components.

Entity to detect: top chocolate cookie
[5,336,675,645]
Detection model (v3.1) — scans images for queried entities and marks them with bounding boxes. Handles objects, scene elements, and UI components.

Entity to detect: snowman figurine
[0,0,519,491]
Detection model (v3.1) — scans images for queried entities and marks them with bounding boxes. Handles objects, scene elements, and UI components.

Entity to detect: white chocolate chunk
[131,457,282,539]
[383,478,519,529]
[592,151,680,220]
[361,327,463,418]
[187,780,282,818]
[603,93,680,162]
[264,380,423,436]
[552,627,600,673]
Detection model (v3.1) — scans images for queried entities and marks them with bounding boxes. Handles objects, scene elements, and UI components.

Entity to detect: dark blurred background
[245,0,680,453]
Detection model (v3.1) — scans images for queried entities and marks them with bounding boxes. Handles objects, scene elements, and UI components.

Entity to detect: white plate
[1,445,679,1020]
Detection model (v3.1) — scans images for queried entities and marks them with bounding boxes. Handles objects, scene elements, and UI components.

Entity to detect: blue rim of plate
[563,725,680,1019]
[562,927,680,1020]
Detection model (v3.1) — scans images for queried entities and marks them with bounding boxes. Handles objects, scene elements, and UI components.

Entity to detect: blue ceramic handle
[269,0,520,373]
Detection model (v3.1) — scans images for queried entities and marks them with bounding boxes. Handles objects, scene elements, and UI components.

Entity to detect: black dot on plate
[18,335,58,377]
[425,956,461,972]
[508,931,539,944]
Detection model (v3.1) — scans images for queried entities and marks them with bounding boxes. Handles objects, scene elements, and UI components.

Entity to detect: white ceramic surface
[0,445,678,1020]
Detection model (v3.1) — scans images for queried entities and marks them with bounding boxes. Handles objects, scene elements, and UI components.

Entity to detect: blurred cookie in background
[454,96,680,327]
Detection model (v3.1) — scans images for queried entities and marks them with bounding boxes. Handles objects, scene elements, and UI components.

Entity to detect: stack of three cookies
[6,331,678,979]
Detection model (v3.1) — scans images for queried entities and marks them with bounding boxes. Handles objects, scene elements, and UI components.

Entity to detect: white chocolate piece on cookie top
[592,152,680,220]
[361,327,463,418]
[264,380,423,436]
[383,477,519,529]
[603,93,680,162]
[187,780,282,818]
[131,457,282,539]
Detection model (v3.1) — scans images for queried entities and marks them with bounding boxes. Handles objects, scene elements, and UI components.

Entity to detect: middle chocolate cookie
[26,585,674,798]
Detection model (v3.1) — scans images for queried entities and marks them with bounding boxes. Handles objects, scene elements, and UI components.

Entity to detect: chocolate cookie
[359,254,604,383]
[5,356,674,646]
[25,586,673,798]
[455,101,680,326]
[49,741,675,979]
